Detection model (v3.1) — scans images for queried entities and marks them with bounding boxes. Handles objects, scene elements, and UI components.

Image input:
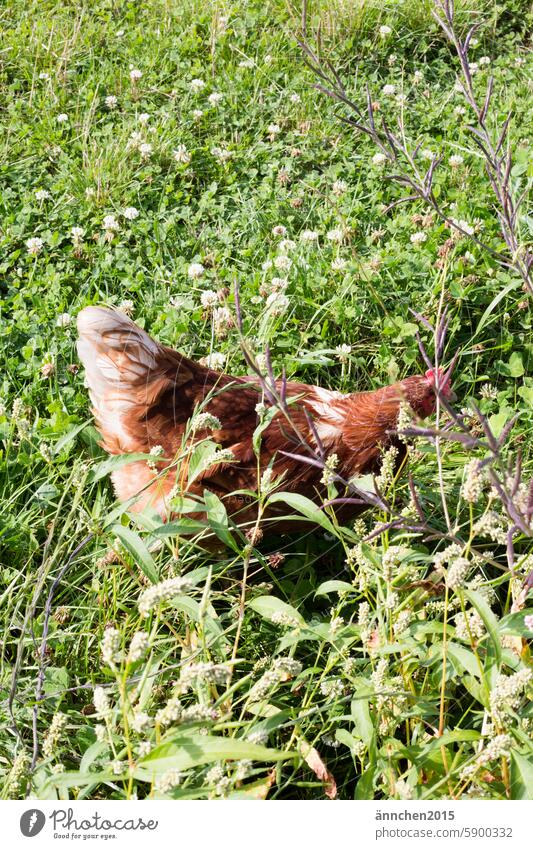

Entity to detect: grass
[0,0,532,801]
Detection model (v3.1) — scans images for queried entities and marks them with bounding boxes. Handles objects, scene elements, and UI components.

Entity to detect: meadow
[0,0,532,800]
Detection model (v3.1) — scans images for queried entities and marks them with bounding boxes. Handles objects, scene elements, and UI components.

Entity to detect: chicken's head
[401,365,456,418]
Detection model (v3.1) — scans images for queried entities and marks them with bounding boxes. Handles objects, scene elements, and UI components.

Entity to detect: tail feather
[77,306,190,453]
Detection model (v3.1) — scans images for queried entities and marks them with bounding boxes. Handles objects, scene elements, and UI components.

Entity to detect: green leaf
[355,766,375,799]
[268,491,337,533]
[508,351,524,378]
[518,385,533,407]
[315,580,355,597]
[203,490,239,551]
[136,734,292,776]
[446,642,483,679]
[419,729,481,757]
[111,524,159,583]
[499,609,533,637]
[53,420,90,455]
[248,595,306,626]
[510,750,533,800]
[488,409,510,439]
[351,692,374,748]
[91,452,155,482]
[187,440,220,484]
[463,589,502,668]
[472,279,519,339]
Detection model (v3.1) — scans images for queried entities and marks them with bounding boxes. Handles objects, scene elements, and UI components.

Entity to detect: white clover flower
[379,25,392,37]
[396,93,407,105]
[372,152,387,166]
[139,142,153,159]
[454,105,467,117]
[173,144,191,164]
[211,146,232,163]
[267,123,281,136]
[35,189,50,201]
[102,214,119,232]
[449,153,465,168]
[130,68,143,82]
[39,71,50,80]
[208,92,224,106]
[105,95,118,109]
[188,262,205,279]
[200,289,218,309]
[273,254,292,271]
[56,113,68,123]
[190,78,205,92]
[278,238,296,253]
[238,59,254,69]
[123,206,139,220]
[138,112,150,124]
[469,62,479,75]
[480,383,498,400]
[26,237,44,255]
[272,224,287,236]
[118,299,134,315]
[266,292,289,315]
[382,84,396,96]
[290,93,301,103]
[138,576,195,617]
[332,179,348,195]
[213,305,232,336]
[450,218,475,237]
[201,352,226,370]
[268,277,288,293]
[413,70,423,84]
[192,108,203,120]
[326,228,344,243]
[410,231,427,245]
[388,53,397,67]
[300,229,318,242]
[335,343,351,362]
[331,257,347,272]
[420,148,435,161]
[56,313,72,328]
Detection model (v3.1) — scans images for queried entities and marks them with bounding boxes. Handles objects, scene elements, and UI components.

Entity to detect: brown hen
[77,306,454,528]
